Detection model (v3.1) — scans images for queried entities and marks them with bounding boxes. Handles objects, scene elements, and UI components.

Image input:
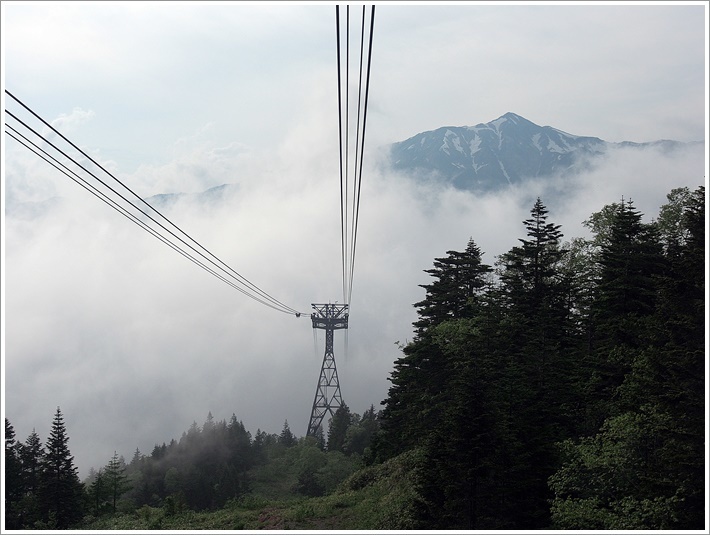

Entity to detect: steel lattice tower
[307,303,348,437]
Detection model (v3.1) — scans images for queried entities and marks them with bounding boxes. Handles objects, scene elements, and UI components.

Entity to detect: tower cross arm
[310,303,349,330]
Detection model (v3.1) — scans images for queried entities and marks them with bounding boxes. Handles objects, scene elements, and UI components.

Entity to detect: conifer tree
[103,451,130,514]
[377,238,492,460]
[498,197,567,322]
[495,197,574,527]
[587,199,665,424]
[88,468,105,515]
[278,420,296,447]
[20,429,44,495]
[227,413,253,475]
[417,317,515,529]
[327,404,351,453]
[18,429,45,526]
[4,418,24,528]
[593,198,663,344]
[414,238,492,333]
[37,407,84,528]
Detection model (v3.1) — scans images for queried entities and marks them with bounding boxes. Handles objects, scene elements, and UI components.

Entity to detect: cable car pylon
[307,303,348,437]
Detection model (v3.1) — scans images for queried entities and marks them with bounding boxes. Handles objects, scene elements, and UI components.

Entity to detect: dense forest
[4,185,706,530]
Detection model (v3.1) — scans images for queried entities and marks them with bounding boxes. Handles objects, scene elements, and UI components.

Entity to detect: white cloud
[47,107,95,135]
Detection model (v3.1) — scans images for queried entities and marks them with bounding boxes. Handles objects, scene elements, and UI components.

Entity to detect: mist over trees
[4,403,379,528]
[5,408,84,529]
[4,184,705,530]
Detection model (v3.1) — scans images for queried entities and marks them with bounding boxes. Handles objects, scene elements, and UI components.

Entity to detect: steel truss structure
[307,303,348,437]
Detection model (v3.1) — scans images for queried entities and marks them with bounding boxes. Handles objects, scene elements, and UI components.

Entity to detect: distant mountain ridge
[5,184,238,221]
[6,113,702,220]
[387,112,702,192]
[144,183,237,209]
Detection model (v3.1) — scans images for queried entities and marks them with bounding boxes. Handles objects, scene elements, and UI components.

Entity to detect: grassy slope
[80,449,427,530]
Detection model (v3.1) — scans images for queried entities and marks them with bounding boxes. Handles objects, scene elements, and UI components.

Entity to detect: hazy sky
[2,1,707,477]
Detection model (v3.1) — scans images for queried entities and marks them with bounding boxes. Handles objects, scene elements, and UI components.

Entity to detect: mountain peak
[389,114,608,191]
[499,111,526,122]
[490,112,538,128]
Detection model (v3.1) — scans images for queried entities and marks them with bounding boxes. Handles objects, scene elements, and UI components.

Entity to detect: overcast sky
[2,1,707,477]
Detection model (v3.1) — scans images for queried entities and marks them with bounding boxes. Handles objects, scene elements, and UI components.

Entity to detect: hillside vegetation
[78,448,427,530]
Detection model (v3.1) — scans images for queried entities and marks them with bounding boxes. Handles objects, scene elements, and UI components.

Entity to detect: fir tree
[4,418,24,528]
[593,198,664,347]
[103,451,130,514]
[414,238,492,333]
[18,429,45,527]
[20,429,44,495]
[377,238,492,460]
[37,407,84,528]
[494,198,574,527]
[278,420,296,447]
[587,199,665,425]
[327,404,351,453]
[88,468,105,515]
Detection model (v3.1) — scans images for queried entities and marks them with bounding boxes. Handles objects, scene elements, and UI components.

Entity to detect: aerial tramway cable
[4,124,299,314]
[337,4,350,306]
[5,4,376,319]
[348,5,375,307]
[4,90,308,317]
[335,5,375,310]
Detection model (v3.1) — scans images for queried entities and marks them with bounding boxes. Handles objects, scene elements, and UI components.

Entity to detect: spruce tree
[278,420,296,447]
[20,429,44,495]
[38,407,84,528]
[18,429,45,527]
[88,468,106,515]
[326,404,351,453]
[593,198,663,346]
[588,199,665,425]
[377,238,492,460]
[496,197,574,527]
[414,238,492,333]
[4,418,24,528]
[103,451,130,514]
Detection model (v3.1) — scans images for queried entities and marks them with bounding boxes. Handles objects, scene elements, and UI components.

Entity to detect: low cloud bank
[4,127,704,477]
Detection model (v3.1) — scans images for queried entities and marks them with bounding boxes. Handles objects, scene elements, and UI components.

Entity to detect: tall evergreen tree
[20,429,44,496]
[103,451,130,514]
[587,199,665,425]
[37,407,84,528]
[278,420,296,447]
[4,418,24,528]
[17,429,45,527]
[343,405,379,456]
[500,198,565,301]
[227,413,253,477]
[593,198,663,346]
[88,468,105,515]
[376,239,492,460]
[327,404,351,453]
[414,238,492,333]
[495,197,576,527]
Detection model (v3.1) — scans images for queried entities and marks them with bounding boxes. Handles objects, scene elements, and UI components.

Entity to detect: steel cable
[5,93,308,316]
